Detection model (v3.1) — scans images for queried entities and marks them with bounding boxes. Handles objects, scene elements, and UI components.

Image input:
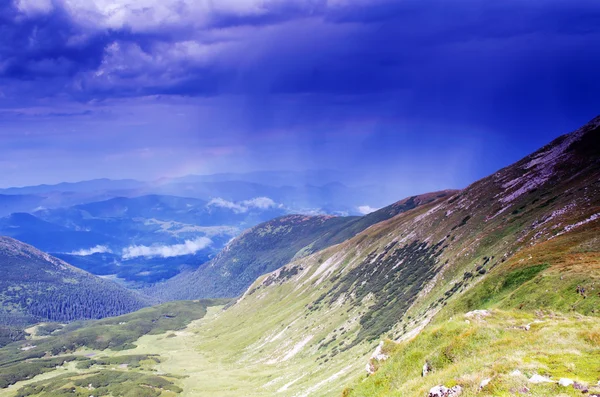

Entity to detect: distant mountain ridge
[0,194,289,285]
[0,171,395,217]
[0,178,146,195]
[0,170,346,194]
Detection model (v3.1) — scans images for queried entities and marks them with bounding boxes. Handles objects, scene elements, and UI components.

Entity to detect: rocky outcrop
[464,310,490,319]
[479,378,491,390]
[428,385,462,397]
[365,341,389,375]
[573,382,589,393]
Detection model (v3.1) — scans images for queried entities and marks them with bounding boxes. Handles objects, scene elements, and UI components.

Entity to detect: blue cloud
[0,0,599,193]
[2,0,598,101]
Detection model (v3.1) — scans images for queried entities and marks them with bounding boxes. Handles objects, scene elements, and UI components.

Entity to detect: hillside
[0,116,598,397]
[147,190,454,300]
[0,237,149,329]
[0,196,46,218]
[138,115,598,395]
[345,228,600,396]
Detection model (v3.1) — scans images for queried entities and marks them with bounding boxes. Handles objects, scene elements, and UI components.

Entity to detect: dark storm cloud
[0,0,103,79]
[2,0,599,101]
[1,0,599,192]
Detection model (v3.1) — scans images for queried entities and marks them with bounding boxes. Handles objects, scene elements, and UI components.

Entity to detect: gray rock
[479,378,491,390]
[366,341,389,375]
[464,310,490,319]
[528,374,553,384]
[427,385,462,397]
[365,361,376,375]
[558,378,574,387]
[422,362,430,377]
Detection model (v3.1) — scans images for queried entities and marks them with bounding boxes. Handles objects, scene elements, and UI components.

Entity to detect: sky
[1,0,599,195]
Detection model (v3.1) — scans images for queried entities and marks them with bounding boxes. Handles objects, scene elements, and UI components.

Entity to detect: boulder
[479,378,491,390]
[365,361,376,375]
[528,374,553,384]
[464,310,490,319]
[428,385,463,397]
[558,378,574,387]
[422,362,430,377]
[366,341,389,375]
[371,341,389,361]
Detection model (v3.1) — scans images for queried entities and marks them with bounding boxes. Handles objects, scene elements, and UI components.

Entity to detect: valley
[0,174,391,288]
[2,0,599,395]
[0,117,599,396]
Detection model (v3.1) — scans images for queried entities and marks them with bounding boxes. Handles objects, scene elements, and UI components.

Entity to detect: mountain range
[0,116,598,396]
[0,171,391,218]
[148,190,455,300]
[0,173,396,287]
[0,194,289,286]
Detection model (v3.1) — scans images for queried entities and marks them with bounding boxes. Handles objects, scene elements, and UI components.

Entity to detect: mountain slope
[0,237,150,327]
[134,115,598,396]
[0,117,598,397]
[147,190,454,300]
[0,195,46,218]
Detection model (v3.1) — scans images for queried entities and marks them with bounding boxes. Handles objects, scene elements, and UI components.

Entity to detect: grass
[0,300,224,394]
[344,225,600,396]
[14,370,182,397]
[344,310,600,397]
[440,264,550,317]
[5,224,596,397]
[0,181,598,397]
[0,300,360,397]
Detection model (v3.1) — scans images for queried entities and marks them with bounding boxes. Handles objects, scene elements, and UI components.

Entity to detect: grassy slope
[13,210,594,397]
[347,310,600,397]
[0,118,598,397]
[345,222,600,396]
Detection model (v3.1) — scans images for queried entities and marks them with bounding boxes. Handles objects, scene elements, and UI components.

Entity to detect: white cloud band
[121,237,212,259]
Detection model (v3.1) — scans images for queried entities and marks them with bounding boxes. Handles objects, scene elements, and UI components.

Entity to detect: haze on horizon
[1,0,599,199]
